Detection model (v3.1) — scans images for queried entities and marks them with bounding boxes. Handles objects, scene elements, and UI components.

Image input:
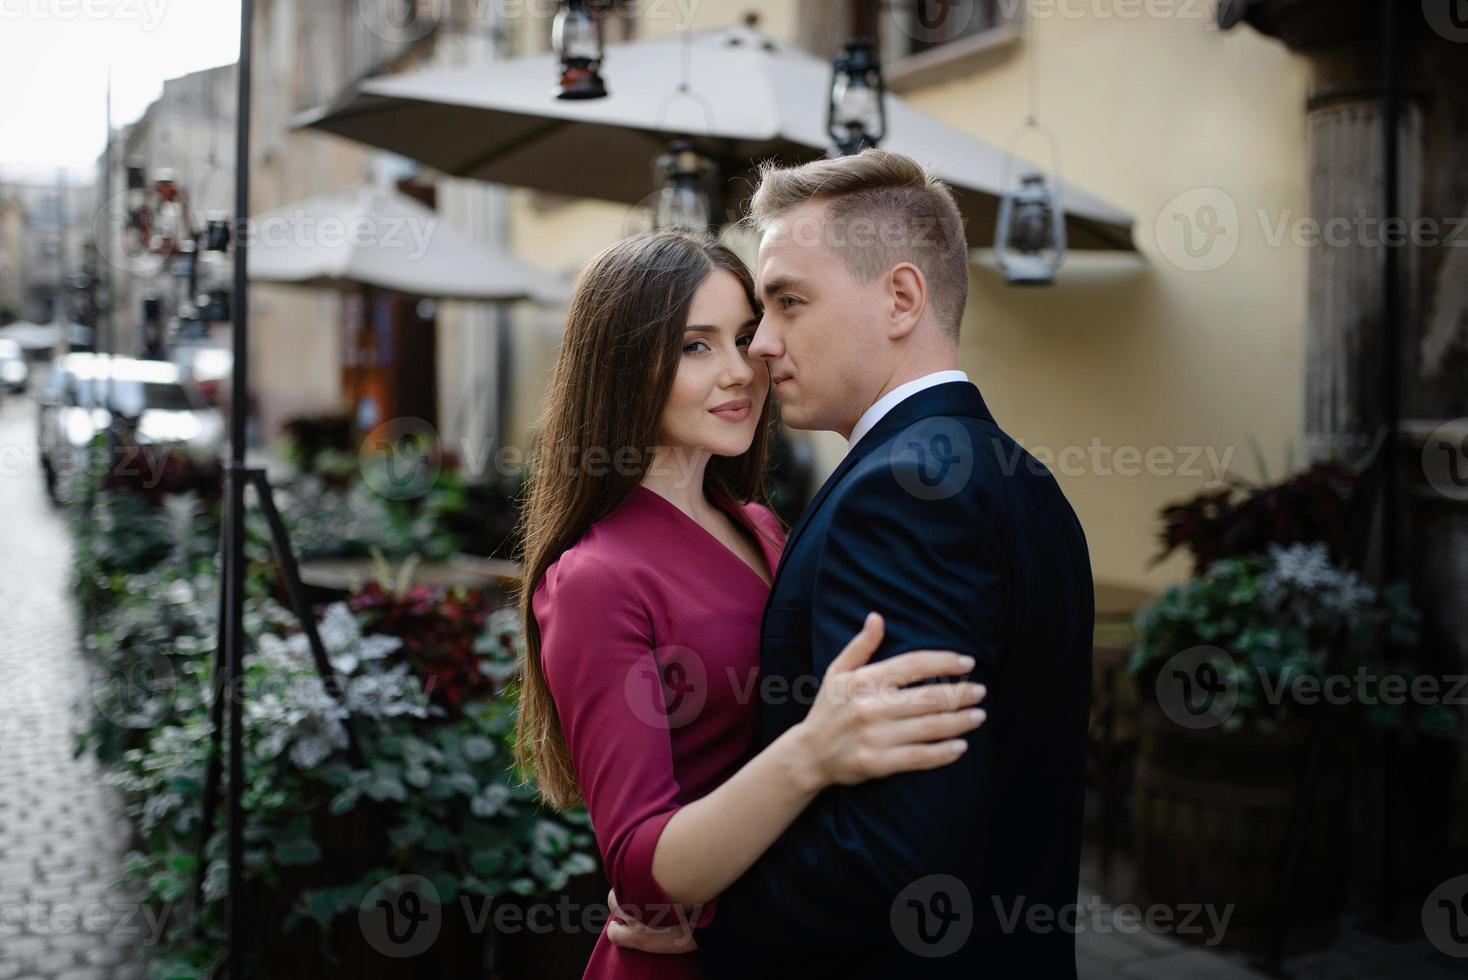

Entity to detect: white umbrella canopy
[245,183,570,303]
[294,26,1134,251]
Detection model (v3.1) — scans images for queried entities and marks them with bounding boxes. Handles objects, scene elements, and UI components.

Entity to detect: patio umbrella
[246,182,569,302]
[292,25,1134,252]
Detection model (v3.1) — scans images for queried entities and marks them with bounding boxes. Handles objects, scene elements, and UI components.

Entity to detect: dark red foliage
[346,582,502,714]
[101,446,223,506]
[1154,461,1360,574]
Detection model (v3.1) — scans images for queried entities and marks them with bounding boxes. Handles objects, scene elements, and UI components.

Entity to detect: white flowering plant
[103,591,596,979]
[1132,543,1456,737]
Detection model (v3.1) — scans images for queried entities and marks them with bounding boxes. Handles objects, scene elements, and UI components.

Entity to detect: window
[887,0,1011,56]
[874,0,1023,89]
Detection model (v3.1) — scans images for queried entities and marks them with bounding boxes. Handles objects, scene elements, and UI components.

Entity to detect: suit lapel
[768,381,994,595]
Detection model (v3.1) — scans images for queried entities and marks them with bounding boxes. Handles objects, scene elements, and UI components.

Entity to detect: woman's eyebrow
[684,318,760,332]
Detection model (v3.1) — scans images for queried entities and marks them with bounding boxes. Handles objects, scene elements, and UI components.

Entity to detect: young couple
[515,149,1094,979]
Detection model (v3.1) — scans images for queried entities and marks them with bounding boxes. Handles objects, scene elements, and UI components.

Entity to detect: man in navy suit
[612,148,1094,978]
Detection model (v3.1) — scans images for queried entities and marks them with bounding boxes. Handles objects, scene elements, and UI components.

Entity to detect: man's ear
[887,262,927,340]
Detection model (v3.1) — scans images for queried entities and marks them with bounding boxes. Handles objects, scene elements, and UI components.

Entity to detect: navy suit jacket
[693,381,1094,979]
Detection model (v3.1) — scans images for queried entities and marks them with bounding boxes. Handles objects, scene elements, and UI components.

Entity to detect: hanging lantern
[203,210,231,252]
[827,39,886,156]
[553,0,607,100]
[653,141,713,232]
[994,173,1066,286]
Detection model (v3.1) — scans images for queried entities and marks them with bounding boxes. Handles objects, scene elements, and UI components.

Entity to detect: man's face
[749,201,889,436]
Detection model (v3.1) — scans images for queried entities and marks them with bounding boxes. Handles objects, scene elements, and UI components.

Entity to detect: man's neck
[840,355,962,439]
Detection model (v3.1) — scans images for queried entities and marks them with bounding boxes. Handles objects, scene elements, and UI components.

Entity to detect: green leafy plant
[1131,543,1456,739]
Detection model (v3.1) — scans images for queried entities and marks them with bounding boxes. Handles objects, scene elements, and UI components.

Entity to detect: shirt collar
[846,369,971,453]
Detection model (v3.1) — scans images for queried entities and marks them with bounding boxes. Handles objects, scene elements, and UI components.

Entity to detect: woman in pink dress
[514,232,987,980]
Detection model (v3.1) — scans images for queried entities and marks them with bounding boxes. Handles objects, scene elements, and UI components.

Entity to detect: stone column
[1239,0,1468,895]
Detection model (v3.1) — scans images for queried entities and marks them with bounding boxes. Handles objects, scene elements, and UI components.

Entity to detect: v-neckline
[634,485,775,590]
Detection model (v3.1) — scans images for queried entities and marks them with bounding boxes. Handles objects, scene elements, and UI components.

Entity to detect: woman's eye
[736,334,754,348]
[682,340,711,354]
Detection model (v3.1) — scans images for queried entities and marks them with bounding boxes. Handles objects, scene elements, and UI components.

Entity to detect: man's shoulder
[845,411,1041,496]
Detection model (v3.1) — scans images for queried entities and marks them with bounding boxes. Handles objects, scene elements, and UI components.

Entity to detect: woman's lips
[709,400,752,422]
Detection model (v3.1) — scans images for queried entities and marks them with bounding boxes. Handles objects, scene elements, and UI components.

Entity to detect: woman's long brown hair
[514,231,773,809]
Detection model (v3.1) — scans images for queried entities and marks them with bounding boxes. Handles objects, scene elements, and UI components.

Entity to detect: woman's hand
[789,612,986,789]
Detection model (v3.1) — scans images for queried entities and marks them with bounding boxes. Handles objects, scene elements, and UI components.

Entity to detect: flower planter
[1131,706,1347,955]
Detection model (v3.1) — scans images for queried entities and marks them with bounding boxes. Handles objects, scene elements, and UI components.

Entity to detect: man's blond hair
[747,148,969,340]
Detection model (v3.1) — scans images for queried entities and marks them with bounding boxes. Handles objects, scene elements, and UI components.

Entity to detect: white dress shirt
[846,369,971,453]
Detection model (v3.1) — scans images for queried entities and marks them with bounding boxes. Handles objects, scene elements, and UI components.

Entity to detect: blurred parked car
[0,338,28,393]
[36,352,225,500]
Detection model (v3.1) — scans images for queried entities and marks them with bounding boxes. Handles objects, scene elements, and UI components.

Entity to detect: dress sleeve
[533,547,715,929]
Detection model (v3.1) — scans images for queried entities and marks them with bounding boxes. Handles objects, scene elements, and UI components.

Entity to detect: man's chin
[774,403,822,433]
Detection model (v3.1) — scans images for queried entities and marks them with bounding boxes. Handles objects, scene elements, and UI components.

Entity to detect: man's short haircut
[747,148,969,340]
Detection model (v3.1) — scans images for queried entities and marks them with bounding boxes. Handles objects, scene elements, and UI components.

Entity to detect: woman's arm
[535,549,984,939]
[648,611,986,908]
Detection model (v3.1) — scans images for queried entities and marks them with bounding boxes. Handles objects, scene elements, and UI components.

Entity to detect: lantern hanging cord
[1026,2,1040,129]
[655,25,716,135]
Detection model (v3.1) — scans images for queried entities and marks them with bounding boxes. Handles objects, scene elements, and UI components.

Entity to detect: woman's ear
[887,262,927,340]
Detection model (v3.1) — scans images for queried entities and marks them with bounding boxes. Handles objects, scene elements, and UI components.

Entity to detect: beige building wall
[503,6,1310,593]
[897,13,1310,590]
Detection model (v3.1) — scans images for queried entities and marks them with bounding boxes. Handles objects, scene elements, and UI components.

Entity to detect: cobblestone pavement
[0,389,151,979]
[1074,854,1464,979]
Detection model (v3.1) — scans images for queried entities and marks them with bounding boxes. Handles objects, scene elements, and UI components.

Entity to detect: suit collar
[770,381,995,590]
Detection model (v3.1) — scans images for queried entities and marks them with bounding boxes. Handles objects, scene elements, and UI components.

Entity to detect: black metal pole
[1378,0,1401,928]
[224,0,254,974]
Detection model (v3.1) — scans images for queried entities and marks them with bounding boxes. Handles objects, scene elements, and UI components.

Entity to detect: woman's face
[657,268,769,474]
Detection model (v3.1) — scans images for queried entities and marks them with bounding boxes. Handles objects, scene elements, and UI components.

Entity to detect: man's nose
[749,317,780,361]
